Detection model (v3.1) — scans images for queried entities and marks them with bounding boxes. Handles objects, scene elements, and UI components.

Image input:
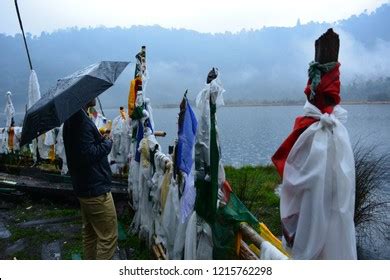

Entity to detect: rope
[14,0,33,70]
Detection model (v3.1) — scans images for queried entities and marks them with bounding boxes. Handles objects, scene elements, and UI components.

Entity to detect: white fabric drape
[28,70,41,109]
[110,114,131,173]
[28,70,54,160]
[280,101,357,260]
[0,127,22,154]
[5,91,15,128]
[55,125,68,174]
[260,241,289,260]
[184,211,213,260]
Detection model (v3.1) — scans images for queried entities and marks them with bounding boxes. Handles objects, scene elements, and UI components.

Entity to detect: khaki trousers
[78,192,118,260]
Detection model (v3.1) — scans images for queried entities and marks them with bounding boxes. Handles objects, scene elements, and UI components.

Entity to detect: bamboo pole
[239,223,265,249]
[157,244,167,260]
[239,240,259,260]
[152,245,162,260]
[154,131,167,137]
[152,235,167,260]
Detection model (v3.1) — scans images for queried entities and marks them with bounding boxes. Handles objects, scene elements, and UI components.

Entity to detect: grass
[10,199,79,222]
[353,143,390,257]
[62,235,83,260]
[0,198,82,260]
[6,225,66,259]
[224,165,282,236]
[7,216,81,260]
[117,209,151,260]
[9,226,63,243]
[43,208,79,219]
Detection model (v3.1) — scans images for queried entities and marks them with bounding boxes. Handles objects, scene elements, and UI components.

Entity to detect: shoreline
[153,100,390,109]
[5,101,390,114]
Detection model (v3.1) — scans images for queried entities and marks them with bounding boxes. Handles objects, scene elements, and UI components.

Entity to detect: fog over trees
[1,4,390,111]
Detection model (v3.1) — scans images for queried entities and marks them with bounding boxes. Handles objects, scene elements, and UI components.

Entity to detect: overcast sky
[1,0,389,35]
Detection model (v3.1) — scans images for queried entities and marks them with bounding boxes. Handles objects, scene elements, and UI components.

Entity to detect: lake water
[2,104,390,165]
[107,104,389,167]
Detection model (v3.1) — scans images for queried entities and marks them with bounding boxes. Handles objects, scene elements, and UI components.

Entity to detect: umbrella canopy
[20,61,129,146]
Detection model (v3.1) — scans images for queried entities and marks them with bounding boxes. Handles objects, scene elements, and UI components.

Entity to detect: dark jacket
[63,109,113,198]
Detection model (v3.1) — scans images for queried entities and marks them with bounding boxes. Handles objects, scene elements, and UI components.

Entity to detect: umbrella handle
[96,96,105,117]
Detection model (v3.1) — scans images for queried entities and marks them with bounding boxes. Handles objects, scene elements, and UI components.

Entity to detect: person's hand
[103,131,112,141]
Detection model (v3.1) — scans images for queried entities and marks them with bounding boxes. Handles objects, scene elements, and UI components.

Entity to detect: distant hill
[338,5,390,46]
[1,4,390,111]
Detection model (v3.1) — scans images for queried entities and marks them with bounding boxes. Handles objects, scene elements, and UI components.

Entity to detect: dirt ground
[0,193,150,260]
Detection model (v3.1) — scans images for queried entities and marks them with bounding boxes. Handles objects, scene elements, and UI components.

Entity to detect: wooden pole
[315,28,339,64]
[311,28,340,107]
[239,223,265,249]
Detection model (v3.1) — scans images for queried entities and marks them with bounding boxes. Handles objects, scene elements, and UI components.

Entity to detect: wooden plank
[0,172,128,196]
[17,216,80,228]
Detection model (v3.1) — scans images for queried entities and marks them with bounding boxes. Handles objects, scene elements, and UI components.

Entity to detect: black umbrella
[20,61,129,146]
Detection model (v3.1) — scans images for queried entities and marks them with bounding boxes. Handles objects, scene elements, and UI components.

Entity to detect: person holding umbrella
[63,97,118,260]
[19,60,128,259]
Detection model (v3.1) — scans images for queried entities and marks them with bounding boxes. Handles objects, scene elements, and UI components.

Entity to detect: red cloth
[304,63,341,114]
[272,63,341,177]
[221,181,233,204]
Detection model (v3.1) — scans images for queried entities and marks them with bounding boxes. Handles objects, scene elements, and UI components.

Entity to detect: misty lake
[105,103,390,166]
[3,103,390,166]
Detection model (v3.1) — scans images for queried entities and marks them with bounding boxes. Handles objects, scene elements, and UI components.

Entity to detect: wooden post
[315,28,339,64]
[311,28,340,107]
